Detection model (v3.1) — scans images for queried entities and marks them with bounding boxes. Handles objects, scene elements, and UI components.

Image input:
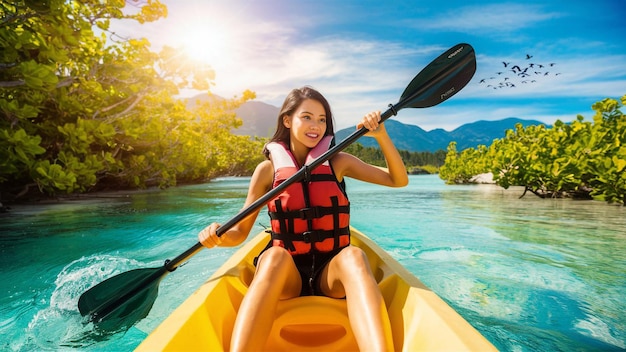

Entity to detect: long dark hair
[263,86,335,158]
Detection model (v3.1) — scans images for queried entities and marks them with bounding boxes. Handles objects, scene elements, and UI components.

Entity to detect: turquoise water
[1,175,624,351]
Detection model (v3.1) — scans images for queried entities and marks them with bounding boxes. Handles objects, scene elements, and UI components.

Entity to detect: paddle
[78,43,477,331]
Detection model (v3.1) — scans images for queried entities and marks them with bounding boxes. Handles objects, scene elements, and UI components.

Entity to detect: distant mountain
[233,101,278,138]
[335,117,547,152]
[187,94,546,151]
[336,120,446,152]
[187,94,279,138]
[449,118,545,150]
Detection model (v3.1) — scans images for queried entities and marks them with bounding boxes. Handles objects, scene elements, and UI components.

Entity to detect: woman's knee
[255,246,299,283]
[257,246,292,270]
[323,246,376,296]
[338,246,370,267]
[333,246,374,279]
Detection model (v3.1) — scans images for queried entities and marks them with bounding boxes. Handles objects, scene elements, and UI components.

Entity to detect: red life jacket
[266,136,350,255]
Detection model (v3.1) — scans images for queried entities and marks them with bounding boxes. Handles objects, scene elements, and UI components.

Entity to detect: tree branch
[97,93,146,121]
[92,95,136,119]
[56,77,74,88]
[0,80,25,87]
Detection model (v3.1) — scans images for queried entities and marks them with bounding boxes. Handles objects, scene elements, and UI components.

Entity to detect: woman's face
[283,99,327,150]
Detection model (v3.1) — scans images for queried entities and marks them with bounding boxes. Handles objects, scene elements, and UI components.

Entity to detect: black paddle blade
[399,43,476,109]
[78,267,165,331]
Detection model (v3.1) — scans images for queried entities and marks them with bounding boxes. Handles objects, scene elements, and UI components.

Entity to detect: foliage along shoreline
[1,2,623,207]
[439,95,626,205]
[0,1,267,204]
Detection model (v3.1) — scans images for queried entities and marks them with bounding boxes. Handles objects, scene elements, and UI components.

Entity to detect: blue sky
[117,0,625,131]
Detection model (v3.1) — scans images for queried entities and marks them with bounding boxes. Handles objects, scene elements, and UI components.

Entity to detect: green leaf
[614,156,626,172]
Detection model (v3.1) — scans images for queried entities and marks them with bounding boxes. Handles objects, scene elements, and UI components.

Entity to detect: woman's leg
[230,247,302,352]
[320,246,394,352]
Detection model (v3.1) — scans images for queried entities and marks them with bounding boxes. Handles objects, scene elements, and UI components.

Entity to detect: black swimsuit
[291,246,346,296]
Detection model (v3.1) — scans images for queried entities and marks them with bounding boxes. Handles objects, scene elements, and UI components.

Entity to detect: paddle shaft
[165,47,471,271]
[79,43,477,326]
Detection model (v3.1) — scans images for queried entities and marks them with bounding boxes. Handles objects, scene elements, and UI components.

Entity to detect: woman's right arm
[198,160,274,248]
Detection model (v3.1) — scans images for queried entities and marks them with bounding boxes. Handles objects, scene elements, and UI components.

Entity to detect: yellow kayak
[136,227,496,351]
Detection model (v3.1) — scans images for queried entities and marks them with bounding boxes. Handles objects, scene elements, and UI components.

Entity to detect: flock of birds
[479,54,562,90]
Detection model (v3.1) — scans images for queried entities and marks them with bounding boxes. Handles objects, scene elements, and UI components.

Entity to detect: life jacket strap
[331,196,341,249]
[305,173,337,183]
[268,205,350,221]
[271,226,350,244]
[272,198,296,251]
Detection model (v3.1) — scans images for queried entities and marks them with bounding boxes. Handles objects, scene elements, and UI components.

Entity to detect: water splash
[23,255,145,350]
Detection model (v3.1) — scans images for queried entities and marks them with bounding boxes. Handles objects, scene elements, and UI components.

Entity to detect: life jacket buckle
[302,231,322,243]
[299,207,319,220]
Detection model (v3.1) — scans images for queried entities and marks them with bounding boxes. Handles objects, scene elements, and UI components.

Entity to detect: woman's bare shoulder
[251,159,274,188]
[256,159,274,175]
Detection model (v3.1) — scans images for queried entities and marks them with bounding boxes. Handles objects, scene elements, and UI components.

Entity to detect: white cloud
[109,1,624,134]
[200,35,450,129]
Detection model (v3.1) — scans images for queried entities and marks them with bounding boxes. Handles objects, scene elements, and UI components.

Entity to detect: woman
[199,86,408,351]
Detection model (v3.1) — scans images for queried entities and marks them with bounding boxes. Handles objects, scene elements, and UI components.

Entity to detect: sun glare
[177,21,233,70]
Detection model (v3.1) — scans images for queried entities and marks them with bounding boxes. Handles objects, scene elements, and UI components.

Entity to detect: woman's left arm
[334,111,409,187]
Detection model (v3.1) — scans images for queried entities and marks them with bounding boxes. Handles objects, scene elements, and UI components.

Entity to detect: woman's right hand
[198,222,223,248]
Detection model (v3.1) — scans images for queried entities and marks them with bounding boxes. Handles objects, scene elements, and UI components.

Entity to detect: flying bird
[480,54,560,90]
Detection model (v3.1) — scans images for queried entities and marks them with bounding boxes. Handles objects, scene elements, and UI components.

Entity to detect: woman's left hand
[357,110,386,137]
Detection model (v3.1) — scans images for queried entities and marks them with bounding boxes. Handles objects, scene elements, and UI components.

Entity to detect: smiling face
[263,87,335,161]
[283,99,327,162]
